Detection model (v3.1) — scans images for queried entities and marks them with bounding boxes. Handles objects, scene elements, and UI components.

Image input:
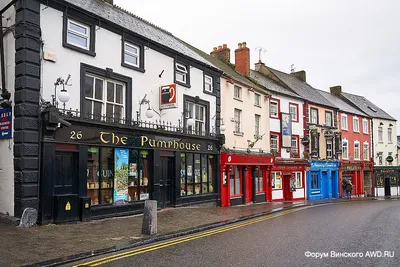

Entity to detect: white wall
[372,119,397,166]
[0,5,15,216]
[270,94,304,158]
[220,77,270,152]
[272,189,283,200]
[293,188,305,199]
[40,6,216,130]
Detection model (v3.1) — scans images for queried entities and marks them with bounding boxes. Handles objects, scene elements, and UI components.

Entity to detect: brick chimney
[291,70,306,82]
[235,42,250,76]
[210,44,230,63]
[330,85,342,95]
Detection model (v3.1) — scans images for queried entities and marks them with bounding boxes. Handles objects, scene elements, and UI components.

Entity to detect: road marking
[74,205,317,266]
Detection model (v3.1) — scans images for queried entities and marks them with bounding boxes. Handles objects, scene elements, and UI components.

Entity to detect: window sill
[254,104,261,108]
[233,132,244,137]
[341,128,348,131]
[363,132,369,135]
[203,89,216,96]
[233,97,243,102]
[272,188,282,191]
[175,80,191,88]
[121,62,145,73]
[270,116,279,119]
[63,42,96,57]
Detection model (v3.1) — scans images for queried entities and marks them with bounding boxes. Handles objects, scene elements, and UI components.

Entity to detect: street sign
[0,108,12,139]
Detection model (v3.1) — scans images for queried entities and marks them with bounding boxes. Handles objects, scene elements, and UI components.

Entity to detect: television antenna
[291,64,296,73]
[255,47,267,62]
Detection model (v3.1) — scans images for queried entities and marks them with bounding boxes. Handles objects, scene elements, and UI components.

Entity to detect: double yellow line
[74,206,311,266]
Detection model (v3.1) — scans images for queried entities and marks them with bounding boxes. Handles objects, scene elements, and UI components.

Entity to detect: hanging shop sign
[160,84,177,109]
[55,125,218,153]
[281,112,292,148]
[0,108,12,139]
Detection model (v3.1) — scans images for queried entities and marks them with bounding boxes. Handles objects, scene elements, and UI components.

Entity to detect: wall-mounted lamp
[137,94,159,121]
[52,74,71,110]
[220,118,226,132]
[179,109,194,129]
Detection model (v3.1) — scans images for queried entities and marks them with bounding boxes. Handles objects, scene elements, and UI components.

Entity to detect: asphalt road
[72,200,400,267]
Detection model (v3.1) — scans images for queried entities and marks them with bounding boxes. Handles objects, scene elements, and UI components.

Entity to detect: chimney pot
[213,47,217,51]
[218,45,222,50]
[210,44,231,63]
[223,44,227,49]
[242,42,247,48]
[330,85,342,95]
[238,43,242,49]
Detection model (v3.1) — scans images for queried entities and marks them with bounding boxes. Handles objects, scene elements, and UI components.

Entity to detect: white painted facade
[0,5,15,216]
[220,77,270,152]
[40,6,217,131]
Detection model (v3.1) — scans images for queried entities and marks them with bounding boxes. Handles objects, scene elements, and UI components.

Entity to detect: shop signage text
[141,136,201,151]
[310,161,339,169]
[342,165,361,171]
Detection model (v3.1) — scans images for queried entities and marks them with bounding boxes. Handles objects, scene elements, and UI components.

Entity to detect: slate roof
[317,90,368,117]
[341,92,396,121]
[183,43,266,92]
[64,0,217,68]
[267,67,337,108]
[250,70,303,99]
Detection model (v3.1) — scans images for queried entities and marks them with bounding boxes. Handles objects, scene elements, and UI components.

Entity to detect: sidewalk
[0,197,380,267]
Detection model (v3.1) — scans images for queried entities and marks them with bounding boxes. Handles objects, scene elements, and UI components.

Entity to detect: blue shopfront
[307,161,339,200]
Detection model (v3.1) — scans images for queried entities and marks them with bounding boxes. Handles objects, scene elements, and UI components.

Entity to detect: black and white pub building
[0,0,222,224]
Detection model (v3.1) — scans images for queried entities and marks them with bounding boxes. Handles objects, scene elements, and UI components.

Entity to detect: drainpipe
[0,0,17,100]
[371,119,375,197]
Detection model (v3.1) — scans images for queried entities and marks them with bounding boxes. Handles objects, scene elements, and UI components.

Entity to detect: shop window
[272,172,282,190]
[128,150,150,201]
[230,166,242,196]
[254,166,264,193]
[293,172,302,188]
[87,147,100,206]
[375,176,383,187]
[100,147,114,204]
[311,172,319,189]
[180,153,214,196]
[390,176,397,186]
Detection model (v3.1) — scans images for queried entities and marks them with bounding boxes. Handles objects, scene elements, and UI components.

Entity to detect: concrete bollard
[142,200,157,235]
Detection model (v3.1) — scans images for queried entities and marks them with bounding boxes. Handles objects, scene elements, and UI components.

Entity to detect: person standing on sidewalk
[345,180,353,199]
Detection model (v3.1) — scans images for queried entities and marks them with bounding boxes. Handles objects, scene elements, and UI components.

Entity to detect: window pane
[100,147,114,204]
[195,105,200,120]
[87,147,100,206]
[128,150,139,201]
[176,72,186,83]
[125,53,138,66]
[194,154,201,195]
[235,166,240,195]
[106,103,113,119]
[67,32,88,48]
[84,76,94,98]
[95,78,103,100]
[125,43,138,55]
[84,99,92,117]
[208,155,214,193]
[115,106,123,120]
[139,154,150,200]
[201,154,208,194]
[186,154,193,195]
[116,84,123,104]
[94,102,102,118]
[180,153,186,196]
[230,167,235,195]
[107,82,114,102]
[69,21,87,35]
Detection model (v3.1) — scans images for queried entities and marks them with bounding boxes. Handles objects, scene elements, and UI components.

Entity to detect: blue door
[322,171,329,198]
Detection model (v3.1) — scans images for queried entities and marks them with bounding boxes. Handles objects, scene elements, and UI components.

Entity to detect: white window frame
[234,85,242,100]
[175,63,188,84]
[272,172,282,190]
[271,134,279,152]
[341,114,348,130]
[353,117,360,133]
[325,111,332,127]
[185,101,206,134]
[293,172,302,188]
[270,100,279,118]
[84,74,125,120]
[289,104,298,122]
[362,119,368,134]
[342,139,348,160]
[291,136,298,156]
[310,108,318,124]
[67,18,90,50]
[124,42,140,68]
[204,75,213,92]
[234,109,242,133]
[378,126,383,142]
[254,93,261,106]
[326,139,333,159]
[363,142,369,161]
[388,127,393,143]
[255,114,260,137]
[354,141,360,160]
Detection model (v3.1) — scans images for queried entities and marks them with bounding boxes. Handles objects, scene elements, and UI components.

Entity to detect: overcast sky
[115,0,400,132]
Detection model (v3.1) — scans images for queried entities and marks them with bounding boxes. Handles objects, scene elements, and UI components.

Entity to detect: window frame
[378,126,383,143]
[234,108,242,135]
[183,95,210,135]
[311,172,319,189]
[342,139,349,160]
[289,102,299,123]
[233,85,242,100]
[121,36,145,73]
[388,127,393,143]
[63,15,96,57]
[174,61,191,88]
[362,119,369,134]
[255,114,261,137]
[272,171,282,190]
[353,117,360,133]
[230,166,243,197]
[341,114,348,130]
[326,139,333,159]
[363,142,369,161]
[310,107,319,124]
[293,172,303,189]
[80,63,132,121]
[270,98,280,119]
[354,141,360,160]
[270,132,280,155]
[254,166,265,193]
[291,135,300,158]
[203,74,216,95]
[254,93,261,107]
[325,111,333,127]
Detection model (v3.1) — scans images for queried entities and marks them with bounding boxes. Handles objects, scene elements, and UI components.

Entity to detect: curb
[22,198,381,267]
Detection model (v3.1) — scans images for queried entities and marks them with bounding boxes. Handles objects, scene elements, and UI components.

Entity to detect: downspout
[371,119,375,196]
[0,0,17,100]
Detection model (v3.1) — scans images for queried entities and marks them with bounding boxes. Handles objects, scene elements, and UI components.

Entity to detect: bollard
[142,200,157,235]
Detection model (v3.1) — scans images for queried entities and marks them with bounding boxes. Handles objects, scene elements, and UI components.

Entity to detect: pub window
[100,147,114,204]
[311,172,319,189]
[390,175,397,186]
[180,153,214,196]
[230,166,242,196]
[254,166,264,193]
[87,147,100,206]
[293,172,302,188]
[272,172,282,190]
[128,149,150,201]
[375,176,383,187]
[84,74,125,122]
